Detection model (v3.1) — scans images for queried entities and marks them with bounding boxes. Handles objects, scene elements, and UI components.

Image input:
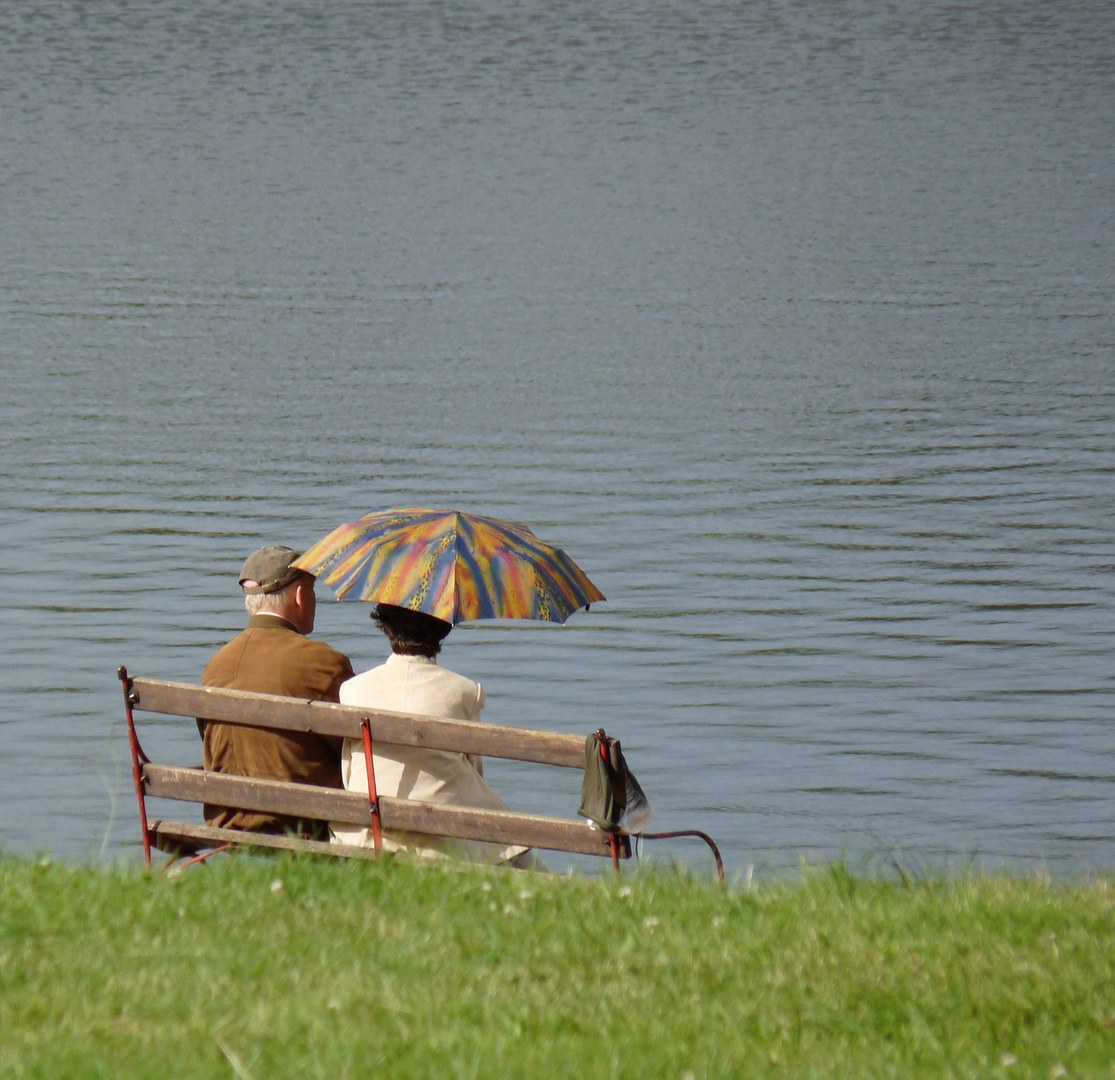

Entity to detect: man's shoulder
[202,629,250,685]
[203,626,353,688]
[296,634,353,670]
[270,629,353,676]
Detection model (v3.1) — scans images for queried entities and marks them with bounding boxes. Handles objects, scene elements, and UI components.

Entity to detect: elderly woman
[332,603,537,868]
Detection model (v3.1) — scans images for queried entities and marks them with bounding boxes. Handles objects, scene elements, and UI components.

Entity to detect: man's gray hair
[244,577,299,615]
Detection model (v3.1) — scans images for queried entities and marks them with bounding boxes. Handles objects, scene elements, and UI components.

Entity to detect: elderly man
[198,545,354,837]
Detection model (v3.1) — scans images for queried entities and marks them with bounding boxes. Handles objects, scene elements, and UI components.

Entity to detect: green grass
[1,854,1113,1079]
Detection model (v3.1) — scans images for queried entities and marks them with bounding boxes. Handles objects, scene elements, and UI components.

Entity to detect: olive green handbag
[577,729,654,833]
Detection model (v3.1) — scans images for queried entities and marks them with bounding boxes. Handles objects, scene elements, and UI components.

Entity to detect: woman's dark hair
[372,603,452,657]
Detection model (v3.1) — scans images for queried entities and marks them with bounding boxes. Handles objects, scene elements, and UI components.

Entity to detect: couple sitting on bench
[199,545,538,869]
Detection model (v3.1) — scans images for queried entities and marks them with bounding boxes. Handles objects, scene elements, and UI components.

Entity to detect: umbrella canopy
[293,508,605,625]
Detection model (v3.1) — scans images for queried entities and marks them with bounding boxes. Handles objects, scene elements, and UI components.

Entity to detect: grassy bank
[1,854,1112,1079]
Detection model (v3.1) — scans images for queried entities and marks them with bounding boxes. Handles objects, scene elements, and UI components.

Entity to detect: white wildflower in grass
[1050,1066,1067,1079]
[269,879,284,893]
[999,1053,1017,1068]
[617,886,632,900]
[643,916,660,931]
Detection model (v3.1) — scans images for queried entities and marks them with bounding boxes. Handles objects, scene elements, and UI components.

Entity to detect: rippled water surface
[2,0,1113,876]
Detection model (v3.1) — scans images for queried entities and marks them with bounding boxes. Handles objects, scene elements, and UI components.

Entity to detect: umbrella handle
[360,718,383,854]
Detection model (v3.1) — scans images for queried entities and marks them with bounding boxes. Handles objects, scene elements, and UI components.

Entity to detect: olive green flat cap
[238,545,308,595]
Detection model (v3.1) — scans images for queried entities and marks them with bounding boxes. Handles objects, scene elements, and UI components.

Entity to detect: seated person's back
[198,545,354,836]
[332,603,533,866]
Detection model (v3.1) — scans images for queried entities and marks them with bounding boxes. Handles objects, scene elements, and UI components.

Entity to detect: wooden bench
[118,666,678,874]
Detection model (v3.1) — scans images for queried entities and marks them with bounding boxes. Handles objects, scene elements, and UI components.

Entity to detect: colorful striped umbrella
[293,508,605,625]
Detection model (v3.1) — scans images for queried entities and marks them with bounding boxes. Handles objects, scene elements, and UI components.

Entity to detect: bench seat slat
[143,764,616,858]
[149,820,382,861]
[131,678,585,768]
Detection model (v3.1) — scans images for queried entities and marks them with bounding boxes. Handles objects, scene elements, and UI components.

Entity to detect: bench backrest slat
[143,764,613,858]
[131,677,586,768]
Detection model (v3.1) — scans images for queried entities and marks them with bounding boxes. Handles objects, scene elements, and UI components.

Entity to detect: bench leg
[640,830,726,881]
[118,666,153,868]
[608,833,621,874]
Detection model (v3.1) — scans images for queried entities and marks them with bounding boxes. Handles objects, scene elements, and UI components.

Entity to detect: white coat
[331,652,528,864]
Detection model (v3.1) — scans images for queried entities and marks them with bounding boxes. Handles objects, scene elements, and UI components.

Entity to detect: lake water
[2,0,1113,879]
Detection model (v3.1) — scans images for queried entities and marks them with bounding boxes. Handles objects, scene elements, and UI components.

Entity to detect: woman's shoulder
[435,664,485,711]
[340,654,484,714]
[339,661,390,703]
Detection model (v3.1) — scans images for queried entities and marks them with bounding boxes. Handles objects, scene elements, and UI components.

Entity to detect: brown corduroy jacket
[198,614,355,836]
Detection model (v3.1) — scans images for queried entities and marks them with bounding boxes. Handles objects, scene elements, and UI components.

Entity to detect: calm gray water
[2,0,1113,878]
